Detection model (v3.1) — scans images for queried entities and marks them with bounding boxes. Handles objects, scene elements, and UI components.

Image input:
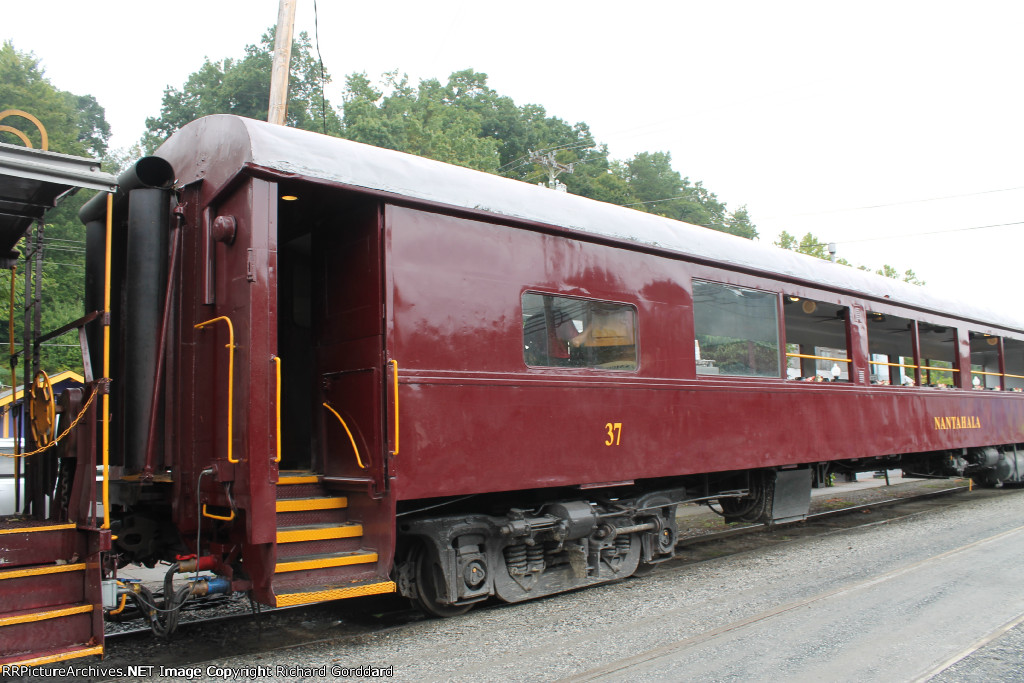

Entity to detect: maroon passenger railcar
[4,114,1024,662]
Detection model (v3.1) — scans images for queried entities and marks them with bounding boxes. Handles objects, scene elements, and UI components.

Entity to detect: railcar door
[310,201,388,492]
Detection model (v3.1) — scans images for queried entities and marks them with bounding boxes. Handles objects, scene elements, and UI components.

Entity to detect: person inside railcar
[522,294,637,370]
[569,304,637,370]
[523,307,578,367]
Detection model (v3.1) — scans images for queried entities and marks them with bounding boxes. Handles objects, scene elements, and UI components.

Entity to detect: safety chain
[0,383,101,459]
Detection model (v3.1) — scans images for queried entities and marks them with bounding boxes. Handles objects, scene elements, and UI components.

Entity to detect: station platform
[811,469,907,497]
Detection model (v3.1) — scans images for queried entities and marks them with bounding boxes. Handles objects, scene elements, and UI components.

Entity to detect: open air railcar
[3,114,1023,663]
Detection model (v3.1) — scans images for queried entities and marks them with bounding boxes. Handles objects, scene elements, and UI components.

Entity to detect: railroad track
[97,484,973,672]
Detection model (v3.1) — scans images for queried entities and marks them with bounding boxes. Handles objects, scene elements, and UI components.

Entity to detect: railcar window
[866,312,917,386]
[969,332,1003,390]
[692,280,780,377]
[1005,338,1024,392]
[918,322,958,388]
[783,296,850,382]
[522,293,637,370]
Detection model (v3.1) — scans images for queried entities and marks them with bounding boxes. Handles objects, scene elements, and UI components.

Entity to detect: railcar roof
[157,115,1021,334]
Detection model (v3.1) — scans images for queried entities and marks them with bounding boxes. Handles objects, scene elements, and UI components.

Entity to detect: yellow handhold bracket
[194,316,237,463]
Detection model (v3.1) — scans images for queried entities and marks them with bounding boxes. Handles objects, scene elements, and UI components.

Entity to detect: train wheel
[412,545,472,618]
[632,561,657,577]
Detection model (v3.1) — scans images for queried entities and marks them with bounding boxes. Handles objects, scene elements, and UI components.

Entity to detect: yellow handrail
[1005,373,1024,380]
[8,264,14,355]
[102,193,113,529]
[786,353,851,363]
[971,370,1003,377]
[870,361,918,369]
[919,365,959,373]
[390,359,399,455]
[194,316,237,463]
[273,356,281,463]
[0,110,48,150]
[322,402,366,469]
[202,504,236,521]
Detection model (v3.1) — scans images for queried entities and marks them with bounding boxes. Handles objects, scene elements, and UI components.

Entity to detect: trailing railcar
[4,114,1024,662]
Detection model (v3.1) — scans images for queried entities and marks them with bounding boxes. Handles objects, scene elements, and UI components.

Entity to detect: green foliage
[621,151,757,238]
[0,41,110,156]
[0,193,92,389]
[341,71,499,172]
[142,29,340,152]
[341,69,756,237]
[142,27,759,239]
[698,337,779,376]
[0,41,108,386]
[774,230,923,285]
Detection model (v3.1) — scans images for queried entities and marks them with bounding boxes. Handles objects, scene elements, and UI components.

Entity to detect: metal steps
[276,522,363,544]
[0,522,103,665]
[275,550,378,573]
[271,472,393,607]
[274,580,397,607]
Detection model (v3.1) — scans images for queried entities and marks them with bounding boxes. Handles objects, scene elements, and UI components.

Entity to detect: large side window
[969,331,1002,390]
[692,280,780,377]
[1005,338,1024,392]
[783,296,850,382]
[522,293,637,370]
[866,312,917,386]
[918,322,958,388]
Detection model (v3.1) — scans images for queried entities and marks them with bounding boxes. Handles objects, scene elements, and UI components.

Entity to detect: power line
[498,139,599,176]
[763,186,1024,220]
[800,220,1024,249]
[313,0,327,135]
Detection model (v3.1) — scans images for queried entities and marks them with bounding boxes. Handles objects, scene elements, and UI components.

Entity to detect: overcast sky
[5,1,1022,317]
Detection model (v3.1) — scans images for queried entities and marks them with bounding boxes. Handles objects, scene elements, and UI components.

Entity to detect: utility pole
[268,0,297,125]
[529,150,574,192]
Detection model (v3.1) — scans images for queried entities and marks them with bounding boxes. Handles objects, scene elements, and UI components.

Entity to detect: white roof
[157,115,1022,334]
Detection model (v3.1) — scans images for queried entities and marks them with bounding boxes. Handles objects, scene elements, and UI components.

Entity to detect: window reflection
[522,293,637,370]
[692,280,780,377]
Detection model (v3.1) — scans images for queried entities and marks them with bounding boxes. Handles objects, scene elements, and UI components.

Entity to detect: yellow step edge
[0,603,94,628]
[0,523,76,536]
[6,644,104,666]
[276,497,348,513]
[0,562,86,581]
[275,580,396,607]
[275,552,378,574]
[276,524,362,544]
[277,475,319,485]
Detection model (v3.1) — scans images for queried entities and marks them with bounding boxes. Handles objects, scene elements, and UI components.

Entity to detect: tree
[142,28,340,152]
[341,71,499,172]
[775,230,924,285]
[0,42,111,383]
[338,70,756,237]
[620,151,756,238]
[0,41,110,156]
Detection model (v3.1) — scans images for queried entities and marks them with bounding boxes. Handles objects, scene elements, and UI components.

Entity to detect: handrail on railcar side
[322,402,367,469]
[390,359,400,456]
[272,355,282,463]
[194,316,238,463]
[785,353,852,364]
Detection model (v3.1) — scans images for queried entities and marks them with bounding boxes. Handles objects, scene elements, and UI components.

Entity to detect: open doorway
[276,183,385,479]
